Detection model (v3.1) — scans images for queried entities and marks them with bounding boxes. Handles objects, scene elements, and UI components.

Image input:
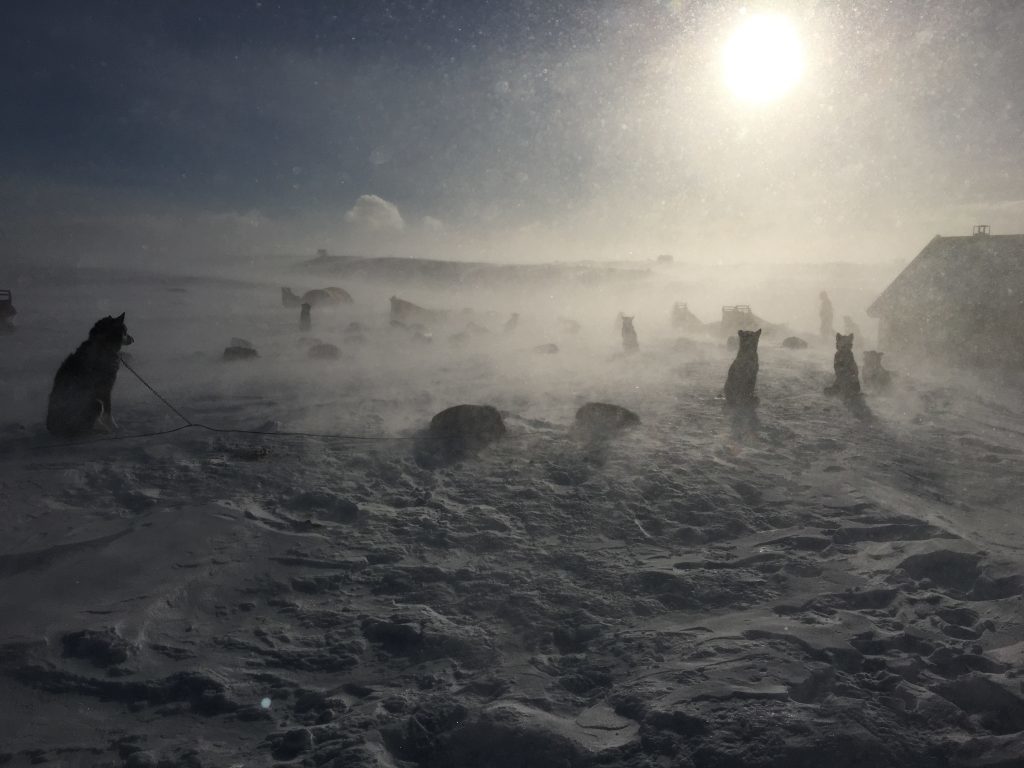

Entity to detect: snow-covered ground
[0,261,1022,767]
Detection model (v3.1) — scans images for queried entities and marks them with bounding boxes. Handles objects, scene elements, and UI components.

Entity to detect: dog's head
[89,312,134,347]
[737,328,762,352]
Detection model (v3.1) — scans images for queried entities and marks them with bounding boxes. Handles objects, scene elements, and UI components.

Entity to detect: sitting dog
[47,313,134,436]
[724,328,760,407]
[824,333,861,399]
[862,350,893,392]
[621,315,639,353]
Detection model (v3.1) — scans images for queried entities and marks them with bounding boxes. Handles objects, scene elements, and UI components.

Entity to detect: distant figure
[819,291,834,341]
[299,302,312,331]
[504,313,519,333]
[862,350,893,392]
[621,315,639,353]
[724,329,760,408]
[47,313,134,436]
[824,333,861,399]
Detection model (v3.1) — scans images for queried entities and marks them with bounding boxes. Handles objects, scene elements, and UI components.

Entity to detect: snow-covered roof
[867,233,1024,318]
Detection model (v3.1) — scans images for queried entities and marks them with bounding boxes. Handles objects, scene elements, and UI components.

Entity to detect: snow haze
[2,3,1024,766]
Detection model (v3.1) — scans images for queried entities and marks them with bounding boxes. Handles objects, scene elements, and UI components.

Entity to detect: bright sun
[722,13,805,104]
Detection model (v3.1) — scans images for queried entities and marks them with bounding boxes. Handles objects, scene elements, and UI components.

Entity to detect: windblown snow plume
[343,194,405,231]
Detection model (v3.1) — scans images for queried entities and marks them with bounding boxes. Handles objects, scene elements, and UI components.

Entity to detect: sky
[4,0,1024,265]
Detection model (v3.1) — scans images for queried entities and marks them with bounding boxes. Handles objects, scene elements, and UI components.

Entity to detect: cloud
[343,194,405,231]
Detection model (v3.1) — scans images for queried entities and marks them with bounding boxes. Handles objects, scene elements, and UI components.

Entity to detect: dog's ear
[116,312,125,322]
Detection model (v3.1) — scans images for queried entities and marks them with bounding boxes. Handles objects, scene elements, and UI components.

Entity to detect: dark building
[867,226,1024,368]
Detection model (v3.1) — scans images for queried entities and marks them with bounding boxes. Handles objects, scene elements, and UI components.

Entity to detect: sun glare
[722,13,805,104]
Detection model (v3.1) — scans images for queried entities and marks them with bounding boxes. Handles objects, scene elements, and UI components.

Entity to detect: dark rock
[426,405,506,454]
[362,618,424,654]
[62,628,131,668]
[287,491,360,523]
[782,336,808,349]
[223,346,259,361]
[644,708,709,736]
[271,727,314,760]
[308,343,341,360]
[573,402,640,439]
[123,752,158,768]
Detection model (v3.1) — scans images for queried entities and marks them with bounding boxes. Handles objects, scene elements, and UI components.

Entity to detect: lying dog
[46,313,134,436]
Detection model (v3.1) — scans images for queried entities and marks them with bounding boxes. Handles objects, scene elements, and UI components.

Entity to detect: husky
[47,313,134,436]
[724,329,760,408]
[824,333,861,398]
[621,315,638,353]
[862,350,892,392]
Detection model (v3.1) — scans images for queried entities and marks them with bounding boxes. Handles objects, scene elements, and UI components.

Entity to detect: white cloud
[344,194,405,231]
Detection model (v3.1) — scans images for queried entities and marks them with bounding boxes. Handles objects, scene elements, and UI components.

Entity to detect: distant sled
[710,305,789,341]
[390,296,451,327]
[670,302,704,333]
[281,286,353,308]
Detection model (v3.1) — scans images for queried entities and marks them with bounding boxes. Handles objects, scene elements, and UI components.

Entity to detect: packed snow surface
[0,261,1022,767]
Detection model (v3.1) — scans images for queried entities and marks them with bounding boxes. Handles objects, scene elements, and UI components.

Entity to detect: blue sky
[4,1,1024,263]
